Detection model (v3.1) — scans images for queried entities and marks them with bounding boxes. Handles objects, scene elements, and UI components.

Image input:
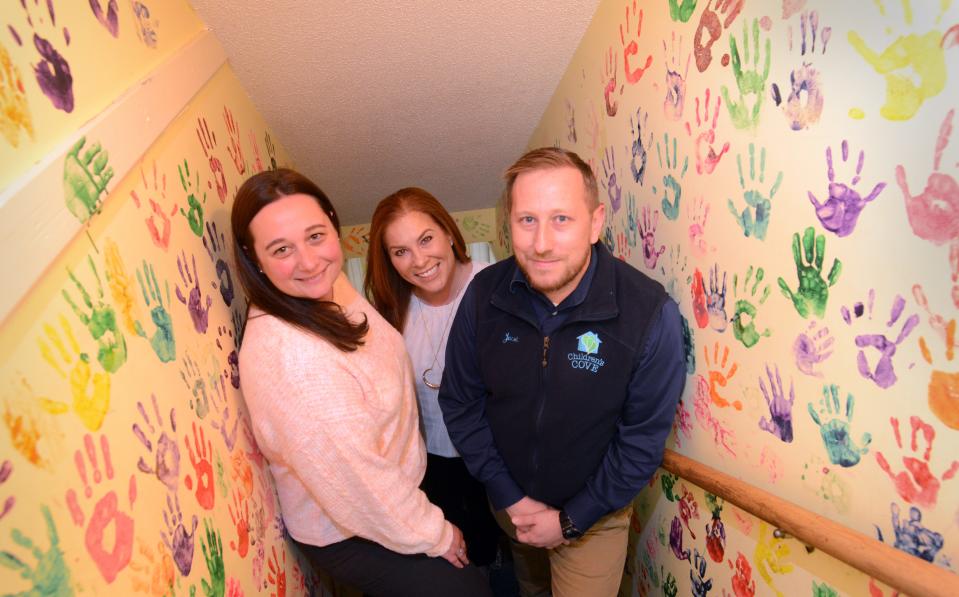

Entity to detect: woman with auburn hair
[366,187,501,571]
[232,170,490,597]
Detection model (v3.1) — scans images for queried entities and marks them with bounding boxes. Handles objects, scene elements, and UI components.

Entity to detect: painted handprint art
[808,140,886,237]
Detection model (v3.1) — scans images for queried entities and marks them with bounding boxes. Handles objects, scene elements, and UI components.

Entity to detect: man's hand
[512,508,568,549]
[506,496,549,530]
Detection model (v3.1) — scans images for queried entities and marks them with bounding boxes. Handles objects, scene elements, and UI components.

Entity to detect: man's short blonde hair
[503,147,600,213]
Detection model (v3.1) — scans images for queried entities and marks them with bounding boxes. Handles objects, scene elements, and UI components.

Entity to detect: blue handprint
[690,548,713,597]
[728,143,782,240]
[808,384,871,467]
[655,132,688,220]
[136,261,176,363]
[0,505,72,596]
[630,107,653,185]
[601,146,623,213]
[758,364,794,443]
[876,503,944,563]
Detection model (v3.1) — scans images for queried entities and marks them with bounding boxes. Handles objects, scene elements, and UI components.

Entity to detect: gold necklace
[416,294,459,390]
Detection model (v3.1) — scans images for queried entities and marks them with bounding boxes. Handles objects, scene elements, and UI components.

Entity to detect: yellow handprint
[37,315,111,431]
[754,521,793,597]
[2,375,60,470]
[0,41,34,147]
[103,239,144,337]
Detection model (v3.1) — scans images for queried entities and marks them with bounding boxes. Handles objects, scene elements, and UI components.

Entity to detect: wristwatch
[559,509,583,540]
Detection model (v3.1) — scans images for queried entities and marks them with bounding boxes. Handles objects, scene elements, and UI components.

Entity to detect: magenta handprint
[600,146,622,213]
[875,416,958,508]
[132,393,179,491]
[185,421,216,510]
[602,46,620,117]
[685,89,729,175]
[88,1,119,37]
[130,161,177,251]
[223,106,246,176]
[640,206,665,269]
[196,117,229,203]
[693,0,744,73]
[12,1,75,112]
[678,486,700,539]
[162,492,198,576]
[897,109,959,245]
[687,196,711,257]
[619,0,653,85]
[175,251,213,334]
[663,32,690,121]
[771,10,831,130]
[842,293,919,389]
[793,321,833,377]
[203,221,235,307]
[629,107,652,185]
[0,460,13,519]
[808,140,886,237]
[758,364,795,443]
[65,434,136,583]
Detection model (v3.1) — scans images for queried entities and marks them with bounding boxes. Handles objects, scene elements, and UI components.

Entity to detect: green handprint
[661,472,680,501]
[812,581,839,597]
[727,143,782,240]
[180,352,210,419]
[136,261,176,362]
[721,18,771,131]
[808,384,872,468]
[0,505,72,597]
[732,265,771,348]
[662,571,677,597]
[200,519,225,597]
[655,133,688,220]
[668,0,698,23]
[63,136,114,223]
[62,255,127,373]
[777,227,842,319]
[178,159,206,237]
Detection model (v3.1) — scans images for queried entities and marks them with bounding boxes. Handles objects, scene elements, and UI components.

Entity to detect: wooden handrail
[661,449,959,597]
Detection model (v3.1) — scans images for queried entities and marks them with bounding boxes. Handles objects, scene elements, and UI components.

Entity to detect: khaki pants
[494,505,631,597]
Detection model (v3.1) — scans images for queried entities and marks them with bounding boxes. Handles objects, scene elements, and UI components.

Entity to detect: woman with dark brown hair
[366,187,501,571]
[232,169,490,597]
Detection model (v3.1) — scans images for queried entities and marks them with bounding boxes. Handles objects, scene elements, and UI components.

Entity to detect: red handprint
[678,485,700,539]
[65,434,136,583]
[185,421,215,510]
[602,46,620,117]
[196,117,229,203]
[130,162,177,250]
[729,552,756,597]
[223,106,246,176]
[693,0,744,73]
[249,129,264,173]
[267,545,287,597]
[619,0,653,84]
[228,488,251,558]
[691,268,709,328]
[875,416,959,508]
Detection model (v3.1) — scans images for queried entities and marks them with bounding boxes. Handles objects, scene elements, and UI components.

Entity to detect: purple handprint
[808,141,886,237]
[640,206,665,269]
[669,516,690,561]
[630,107,652,185]
[209,373,240,452]
[12,1,75,113]
[203,221,235,307]
[843,293,919,389]
[793,321,834,377]
[0,460,13,519]
[88,1,119,37]
[216,324,240,389]
[601,146,623,213]
[758,364,795,442]
[707,263,727,332]
[162,493,198,576]
[175,251,213,334]
[132,393,179,492]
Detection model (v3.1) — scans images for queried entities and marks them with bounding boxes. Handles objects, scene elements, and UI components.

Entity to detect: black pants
[295,536,491,597]
[421,453,502,567]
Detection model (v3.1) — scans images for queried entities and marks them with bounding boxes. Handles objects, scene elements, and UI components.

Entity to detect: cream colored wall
[525,1,958,595]
[1,2,319,595]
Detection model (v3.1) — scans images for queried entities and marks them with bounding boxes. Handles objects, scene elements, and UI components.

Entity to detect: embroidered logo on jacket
[502,331,519,344]
[569,331,605,373]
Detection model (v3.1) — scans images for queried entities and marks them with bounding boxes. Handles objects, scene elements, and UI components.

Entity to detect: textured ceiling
[190,0,600,225]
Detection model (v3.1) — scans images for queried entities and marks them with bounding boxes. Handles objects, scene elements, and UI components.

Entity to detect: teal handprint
[721,18,771,131]
[0,505,72,597]
[808,384,872,468]
[136,261,176,363]
[732,265,771,348]
[200,519,225,597]
[655,133,688,220]
[777,227,842,319]
[63,136,114,223]
[727,143,782,240]
[668,0,698,23]
[63,255,127,373]
[178,159,206,237]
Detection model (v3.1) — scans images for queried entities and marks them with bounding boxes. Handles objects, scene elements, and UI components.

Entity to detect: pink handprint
[663,32,691,121]
[688,196,711,257]
[619,0,653,85]
[249,129,264,173]
[691,268,709,328]
[640,206,665,269]
[875,416,958,508]
[185,421,216,510]
[808,140,886,237]
[685,89,730,175]
[897,109,959,245]
[196,117,229,203]
[130,161,177,250]
[602,46,620,117]
[223,106,246,175]
[65,434,136,583]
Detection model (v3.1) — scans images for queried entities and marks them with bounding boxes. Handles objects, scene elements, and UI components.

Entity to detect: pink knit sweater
[238,295,453,557]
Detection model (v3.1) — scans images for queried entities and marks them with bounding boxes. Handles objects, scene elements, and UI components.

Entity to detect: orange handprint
[228,488,251,558]
[185,421,216,510]
[919,318,959,430]
[704,342,741,409]
[267,545,287,597]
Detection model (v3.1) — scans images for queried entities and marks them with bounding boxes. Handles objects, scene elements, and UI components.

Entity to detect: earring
[450,240,454,247]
